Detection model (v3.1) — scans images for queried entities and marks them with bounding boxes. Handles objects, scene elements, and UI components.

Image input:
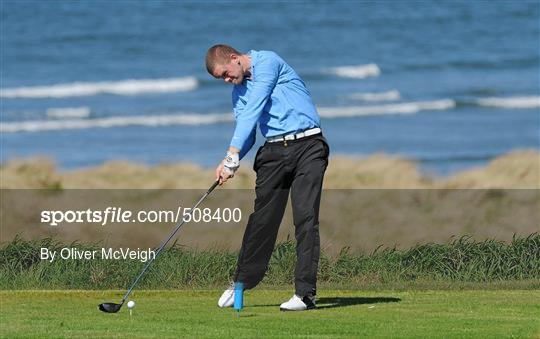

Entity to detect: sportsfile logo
[40,206,242,226]
[41,207,138,226]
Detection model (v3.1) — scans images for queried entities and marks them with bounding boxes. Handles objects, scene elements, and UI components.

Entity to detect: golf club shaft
[120,180,220,304]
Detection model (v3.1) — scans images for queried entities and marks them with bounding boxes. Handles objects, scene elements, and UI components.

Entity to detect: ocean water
[1,1,539,175]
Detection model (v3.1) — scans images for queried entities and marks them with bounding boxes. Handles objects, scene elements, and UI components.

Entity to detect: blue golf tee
[233,282,244,312]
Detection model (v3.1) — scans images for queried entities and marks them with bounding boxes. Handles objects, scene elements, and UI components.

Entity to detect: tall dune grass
[1,150,538,189]
[1,235,538,290]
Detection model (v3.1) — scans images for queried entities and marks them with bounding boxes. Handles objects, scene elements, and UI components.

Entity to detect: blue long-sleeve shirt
[230,50,321,159]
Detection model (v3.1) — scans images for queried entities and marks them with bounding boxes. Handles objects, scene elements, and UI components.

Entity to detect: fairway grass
[1,290,538,338]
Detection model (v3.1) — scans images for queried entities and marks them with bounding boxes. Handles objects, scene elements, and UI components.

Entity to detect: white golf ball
[127,300,135,309]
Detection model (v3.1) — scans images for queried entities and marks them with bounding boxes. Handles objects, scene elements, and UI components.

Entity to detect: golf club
[98,179,220,313]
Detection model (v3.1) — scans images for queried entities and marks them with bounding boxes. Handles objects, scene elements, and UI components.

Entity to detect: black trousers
[233,133,329,297]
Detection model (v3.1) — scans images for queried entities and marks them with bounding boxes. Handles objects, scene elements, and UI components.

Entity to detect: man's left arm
[217,128,255,183]
[220,55,280,183]
[230,56,280,151]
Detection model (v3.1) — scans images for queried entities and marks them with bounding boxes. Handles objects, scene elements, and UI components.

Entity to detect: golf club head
[98,302,123,313]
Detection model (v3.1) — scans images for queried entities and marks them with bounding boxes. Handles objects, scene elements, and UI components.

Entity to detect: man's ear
[230,54,239,63]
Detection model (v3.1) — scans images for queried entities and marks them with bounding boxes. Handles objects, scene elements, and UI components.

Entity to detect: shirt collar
[245,50,255,81]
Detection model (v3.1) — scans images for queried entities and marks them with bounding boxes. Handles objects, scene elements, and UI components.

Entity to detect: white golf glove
[222,151,240,177]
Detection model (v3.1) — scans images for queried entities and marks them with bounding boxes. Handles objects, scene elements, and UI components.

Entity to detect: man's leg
[234,145,291,290]
[289,136,329,298]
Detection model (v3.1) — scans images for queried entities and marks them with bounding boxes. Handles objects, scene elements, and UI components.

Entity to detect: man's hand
[216,150,240,185]
[215,160,233,185]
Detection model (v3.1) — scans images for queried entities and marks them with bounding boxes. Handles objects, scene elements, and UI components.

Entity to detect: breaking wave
[0,113,232,133]
[475,96,540,109]
[328,64,381,79]
[318,99,456,118]
[1,77,198,98]
[348,90,401,102]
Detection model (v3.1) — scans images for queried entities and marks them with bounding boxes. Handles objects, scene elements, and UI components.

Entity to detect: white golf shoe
[279,294,316,311]
[218,283,235,308]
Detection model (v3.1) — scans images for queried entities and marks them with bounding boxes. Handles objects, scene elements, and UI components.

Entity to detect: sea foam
[1,77,198,98]
[329,64,381,79]
[0,113,232,133]
[318,99,456,118]
[475,96,540,109]
[1,100,458,133]
[349,90,401,102]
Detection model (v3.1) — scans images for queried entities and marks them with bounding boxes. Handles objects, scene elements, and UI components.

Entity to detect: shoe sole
[279,306,316,311]
[218,293,234,308]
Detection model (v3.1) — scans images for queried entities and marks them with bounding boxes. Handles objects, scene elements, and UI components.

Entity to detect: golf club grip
[208,179,220,194]
[120,181,219,303]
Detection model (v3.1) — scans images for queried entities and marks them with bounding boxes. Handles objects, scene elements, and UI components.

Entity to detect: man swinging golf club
[206,44,329,311]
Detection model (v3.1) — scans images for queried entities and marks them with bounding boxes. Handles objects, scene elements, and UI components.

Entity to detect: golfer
[206,45,329,311]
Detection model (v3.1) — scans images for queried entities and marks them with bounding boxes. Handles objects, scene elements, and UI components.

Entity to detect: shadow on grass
[251,296,401,309]
[316,297,401,309]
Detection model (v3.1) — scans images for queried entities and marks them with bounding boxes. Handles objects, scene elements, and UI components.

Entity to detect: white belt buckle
[305,127,320,137]
[268,127,320,143]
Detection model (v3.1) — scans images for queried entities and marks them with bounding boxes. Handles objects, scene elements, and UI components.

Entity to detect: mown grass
[1,234,538,290]
[1,290,539,338]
